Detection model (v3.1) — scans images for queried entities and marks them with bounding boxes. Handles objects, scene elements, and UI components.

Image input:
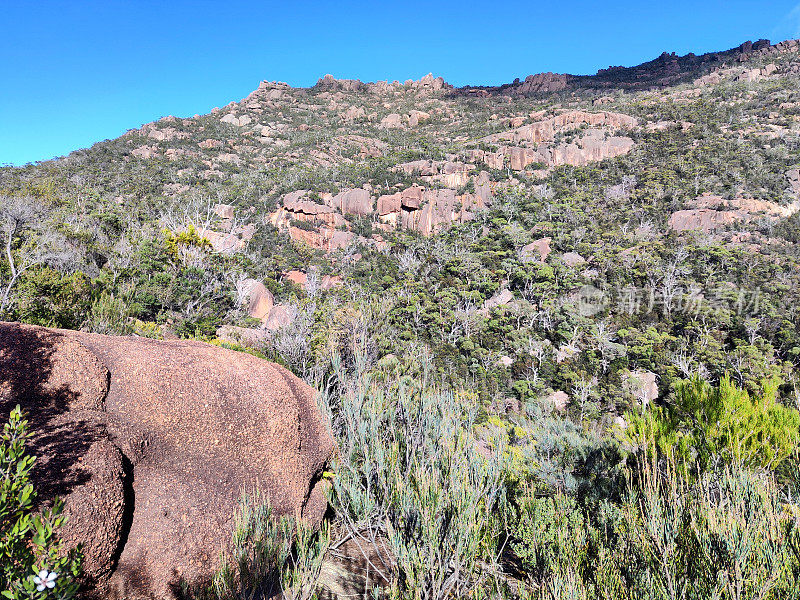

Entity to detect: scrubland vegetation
[3,40,800,599]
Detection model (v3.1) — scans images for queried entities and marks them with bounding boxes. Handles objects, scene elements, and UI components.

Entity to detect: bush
[321,363,509,600]
[625,375,800,472]
[0,406,82,599]
[512,457,800,599]
[211,489,328,600]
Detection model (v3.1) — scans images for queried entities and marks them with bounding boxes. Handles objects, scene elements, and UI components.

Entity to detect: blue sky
[2,1,800,166]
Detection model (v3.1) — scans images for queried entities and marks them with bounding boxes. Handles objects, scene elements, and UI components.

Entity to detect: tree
[0,197,74,318]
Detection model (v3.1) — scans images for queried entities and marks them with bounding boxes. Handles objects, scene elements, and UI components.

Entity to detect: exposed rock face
[480,111,637,170]
[514,72,570,94]
[199,138,223,149]
[520,238,552,262]
[377,185,488,236]
[198,225,256,254]
[0,322,335,599]
[272,191,346,229]
[342,105,366,122]
[315,74,367,92]
[488,111,638,145]
[562,252,587,268]
[288,226,359,252]
[326,188,374,216]
[239,278,274,321]
[788,169,800,195]
[546,390,569,412]
[407,110,431,127]
[668,193,800,232]
[264,304,294,331]
[314,73,449,94]
[193,204,256,255]
[376,172,492,236]
[213,203,235,221]
[283,271,343,292]
[131,145,158,159]
[624,370,659,407]
[220,113,252,127]
[380,113,403,128]
[668,208,741,232]
[481,289,514,314]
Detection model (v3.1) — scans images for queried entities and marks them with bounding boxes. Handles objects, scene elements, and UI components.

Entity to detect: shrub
[321,364,509,600]
[211,490,328,600]
[0,406,82,599]
[512,457,800,600]
[625,375,800,472]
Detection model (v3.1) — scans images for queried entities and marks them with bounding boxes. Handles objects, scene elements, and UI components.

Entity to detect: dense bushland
[201,357,800,600]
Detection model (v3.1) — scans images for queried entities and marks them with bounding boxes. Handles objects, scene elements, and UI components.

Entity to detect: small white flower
[33,569,58,591]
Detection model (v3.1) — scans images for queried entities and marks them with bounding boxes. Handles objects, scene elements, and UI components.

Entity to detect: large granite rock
[0,322,335,599]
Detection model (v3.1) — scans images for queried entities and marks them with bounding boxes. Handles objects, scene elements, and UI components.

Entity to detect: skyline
[3,0,800,166]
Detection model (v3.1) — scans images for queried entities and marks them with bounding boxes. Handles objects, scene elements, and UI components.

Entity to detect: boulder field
[0,321,335,599]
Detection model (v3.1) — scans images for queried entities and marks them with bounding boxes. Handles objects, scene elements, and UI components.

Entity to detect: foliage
[0,406,82,600]
[321,359,509,600]
[625,375,800,472]
[512,457,800,600]
[210,489,328,600]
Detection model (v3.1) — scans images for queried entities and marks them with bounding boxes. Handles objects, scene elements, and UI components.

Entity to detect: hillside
[3,36,800,599]
[2,37,800,401]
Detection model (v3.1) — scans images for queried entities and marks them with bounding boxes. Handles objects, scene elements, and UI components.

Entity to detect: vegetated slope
[2,37,800,419]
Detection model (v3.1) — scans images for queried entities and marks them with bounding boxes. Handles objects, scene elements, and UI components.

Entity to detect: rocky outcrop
[624,370,659,407]
[199,225,255,254]
[380,113,403,129]
[326,188,374,216]
[480,289,514,314]
[520,238,552,262]
[283,270,343,292]
[545,390,569,412]
[562,252,586,268]
[407,110,431,127]
[0,322,335,599]
[479,111,637,170]
[271,191,347,229]
[315,74,368,92]
[239,278,274,321]
[377,180,491,236]
[486,111,638,145]
[220,113,252,127]
[342,105,366,122]
[272,189,373,229]
[395,159,476,188]
[668,209,740,232]
[514,72,569,94]
[668,193,800,232]
[314,73,449,94]
[289,226,358,252]
[194,204,256,255]
[788,169,800,195]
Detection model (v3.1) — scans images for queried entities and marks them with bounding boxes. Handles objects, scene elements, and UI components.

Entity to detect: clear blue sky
[3,0,800,166]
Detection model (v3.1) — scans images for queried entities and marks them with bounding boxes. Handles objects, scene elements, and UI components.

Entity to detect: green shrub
[0,406,82,599]
[512,457,800,600]
[625,376,800,472]
[211,490,328,600]
[321,364,509,600]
